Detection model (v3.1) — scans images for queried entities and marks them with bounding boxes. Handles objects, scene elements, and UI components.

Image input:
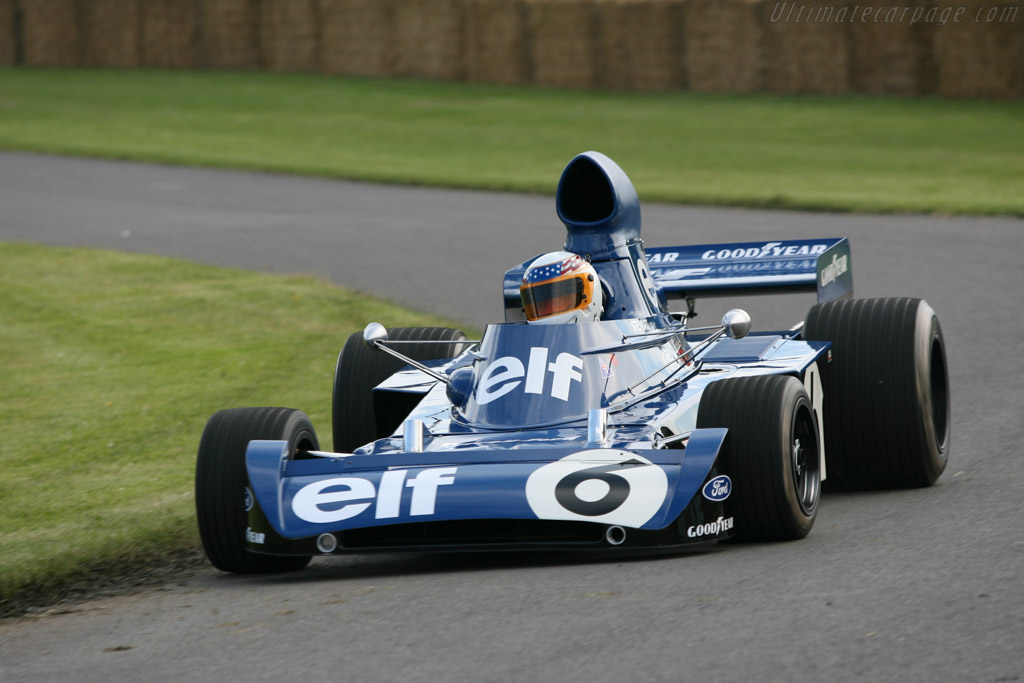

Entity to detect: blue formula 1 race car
[195,152,951,573]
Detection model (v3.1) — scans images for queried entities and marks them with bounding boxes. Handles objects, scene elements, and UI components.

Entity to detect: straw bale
[684,0,765,93]
[526,0,601,89]
[259,0,320,72]
[320,0,396,76]
[463,0,530,85]
[142,0,199,69]
[199,0,259,70]
[393,0,464,80]
[0,0,14,65]
[762,0,852,94]
[935,0,1023,98]
[21,0,80,67]
[596,0,685,91]
[848,0,937,95]
[82,0,141,68]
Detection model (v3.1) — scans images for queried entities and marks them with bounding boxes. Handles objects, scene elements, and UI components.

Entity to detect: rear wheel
[332,326,468,452]
[696,375,821,541]
[196,407,317,573]
[804,297,950,490]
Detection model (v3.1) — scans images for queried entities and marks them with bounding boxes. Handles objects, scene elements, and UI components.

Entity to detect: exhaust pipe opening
[605,525,627,546]
[316,533,338,553]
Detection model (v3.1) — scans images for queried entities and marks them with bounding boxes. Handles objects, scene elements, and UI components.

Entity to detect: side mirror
[722,309,751,339]
[362,322,388,350]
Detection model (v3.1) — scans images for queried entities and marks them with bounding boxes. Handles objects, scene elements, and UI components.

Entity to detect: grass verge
[0,242,468,616]
[0,68,1022,216]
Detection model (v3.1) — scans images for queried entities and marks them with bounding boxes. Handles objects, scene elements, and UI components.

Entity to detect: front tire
[696,375,821,541]
[332,326,468,452]
[196,407,317,573]
[804,297,950,490]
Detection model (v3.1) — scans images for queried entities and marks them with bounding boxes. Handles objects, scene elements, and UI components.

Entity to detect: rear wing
[646,237,852,304]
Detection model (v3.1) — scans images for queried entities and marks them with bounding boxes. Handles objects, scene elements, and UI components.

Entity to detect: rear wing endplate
[646,237,852,303]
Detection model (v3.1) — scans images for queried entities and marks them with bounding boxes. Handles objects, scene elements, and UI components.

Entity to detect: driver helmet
[520,251,603,324]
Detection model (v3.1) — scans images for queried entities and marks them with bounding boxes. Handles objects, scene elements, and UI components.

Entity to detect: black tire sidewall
[195,407,317,573]
[761,379,820,539]
[782,391,821,526]
[912,301,951,483]
[804,297,950,489]
[696,375,821,541]
[332,326,467,452]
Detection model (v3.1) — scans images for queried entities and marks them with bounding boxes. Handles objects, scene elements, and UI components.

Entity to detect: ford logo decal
[702,475,731,501]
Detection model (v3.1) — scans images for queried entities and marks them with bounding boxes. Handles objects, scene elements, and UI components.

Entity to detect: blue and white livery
[195,151,950,573]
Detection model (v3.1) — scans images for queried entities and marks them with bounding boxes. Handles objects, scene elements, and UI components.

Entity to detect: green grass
[0,242,467,613]
[1,68,1022,215]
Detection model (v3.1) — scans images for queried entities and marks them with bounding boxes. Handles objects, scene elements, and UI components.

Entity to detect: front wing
[243,429,735,555]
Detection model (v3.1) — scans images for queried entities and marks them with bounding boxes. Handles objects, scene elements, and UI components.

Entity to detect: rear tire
[332,326,468,452]
[196,407,317,573]
[804,297,950,490]
[696,375,821,541]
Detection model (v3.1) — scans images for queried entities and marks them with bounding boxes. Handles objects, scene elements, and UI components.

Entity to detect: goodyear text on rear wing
[646,238,852,304]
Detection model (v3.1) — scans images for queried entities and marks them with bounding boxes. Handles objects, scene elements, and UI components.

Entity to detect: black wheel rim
[791,405,820,515]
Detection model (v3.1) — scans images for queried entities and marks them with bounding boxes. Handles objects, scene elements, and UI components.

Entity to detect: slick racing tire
[196,407,317,573]
[803,297,950,490]
[332,326,469,453]
[696,375,821,541]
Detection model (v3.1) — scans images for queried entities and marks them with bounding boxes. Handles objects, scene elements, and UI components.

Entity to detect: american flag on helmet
[523,254,585,284]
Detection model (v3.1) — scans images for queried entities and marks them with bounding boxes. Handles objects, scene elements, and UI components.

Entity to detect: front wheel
[332,326,468,452]
[696,375,821,541]
[195,407,317,573]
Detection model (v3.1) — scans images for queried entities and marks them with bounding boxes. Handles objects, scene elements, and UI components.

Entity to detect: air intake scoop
[557,151,641,262]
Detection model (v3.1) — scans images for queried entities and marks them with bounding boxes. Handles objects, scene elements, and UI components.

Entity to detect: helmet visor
[521,274,589,321]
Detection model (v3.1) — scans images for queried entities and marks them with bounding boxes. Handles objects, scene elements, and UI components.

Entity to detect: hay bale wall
[0,0,15,65]
[259,0,319,72]
[200,0,259,70]
[463,0,530,85]
[82,0,140,68]
[320,0,395,77]
[4,0,1021,99]
[527,0,601,89]
[21,0,79,67]
[684,0,765,93]
[394,0,464,80]
[598,0,687,91]
[141,0,199,69]
[935,0,1024,98]
[761,0,852,94]
[848,0,938,95]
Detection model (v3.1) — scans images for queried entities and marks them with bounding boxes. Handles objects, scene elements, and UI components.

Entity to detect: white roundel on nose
[525,449,668,527]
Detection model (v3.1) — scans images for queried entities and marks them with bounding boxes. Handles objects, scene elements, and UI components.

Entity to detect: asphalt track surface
[1,151,1022,682]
